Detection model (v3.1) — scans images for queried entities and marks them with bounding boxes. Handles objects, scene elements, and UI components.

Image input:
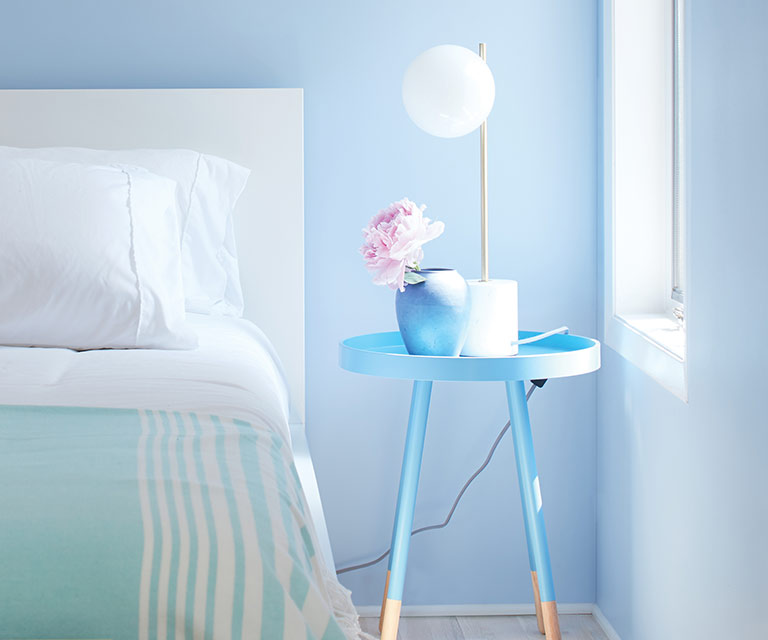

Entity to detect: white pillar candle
[461,279,519,356]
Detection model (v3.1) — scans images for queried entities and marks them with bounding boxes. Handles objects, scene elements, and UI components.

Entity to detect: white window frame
[601,0,688,400]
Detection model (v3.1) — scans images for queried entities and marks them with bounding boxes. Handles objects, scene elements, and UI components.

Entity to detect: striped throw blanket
[0,405,363,640]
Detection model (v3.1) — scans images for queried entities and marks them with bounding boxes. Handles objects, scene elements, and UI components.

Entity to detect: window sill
[621,313,685,360]
[604,313,687,401]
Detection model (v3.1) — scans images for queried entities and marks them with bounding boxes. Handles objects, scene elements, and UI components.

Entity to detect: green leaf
[404,271,427,285]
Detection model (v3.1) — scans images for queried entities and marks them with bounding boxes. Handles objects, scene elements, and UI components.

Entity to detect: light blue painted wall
[596,1,768,638]
[0,1,598,606]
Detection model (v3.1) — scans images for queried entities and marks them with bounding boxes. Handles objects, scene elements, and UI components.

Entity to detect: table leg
[379,380,433,640]
[519,461,546,634]
[505,380,561,640]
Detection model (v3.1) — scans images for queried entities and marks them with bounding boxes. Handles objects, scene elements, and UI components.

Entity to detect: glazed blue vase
[395,268,471,356]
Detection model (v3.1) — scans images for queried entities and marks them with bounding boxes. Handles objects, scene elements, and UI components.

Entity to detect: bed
[0,89,365,639]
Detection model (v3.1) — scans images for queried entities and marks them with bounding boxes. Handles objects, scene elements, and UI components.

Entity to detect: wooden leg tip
[379,570,391,632]
[380,598,402,640]
[531,571,546,635]
[541,600,561,640]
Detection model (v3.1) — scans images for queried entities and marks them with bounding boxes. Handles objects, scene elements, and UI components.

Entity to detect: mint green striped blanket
[0,406,361,640]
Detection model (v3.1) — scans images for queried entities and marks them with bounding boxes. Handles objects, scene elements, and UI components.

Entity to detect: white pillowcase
[0,158,197,350]
[0,146,250,316]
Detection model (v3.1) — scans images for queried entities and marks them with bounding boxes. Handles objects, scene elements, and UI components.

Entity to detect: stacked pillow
[0,147,250,350]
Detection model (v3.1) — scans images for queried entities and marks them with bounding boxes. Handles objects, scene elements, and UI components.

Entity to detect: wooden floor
[359,614,610,639]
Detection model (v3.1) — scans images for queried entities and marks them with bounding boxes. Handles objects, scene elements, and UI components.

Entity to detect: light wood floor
[359,614,610,639]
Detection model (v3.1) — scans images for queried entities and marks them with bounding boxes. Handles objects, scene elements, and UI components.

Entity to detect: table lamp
[403,44,519,355]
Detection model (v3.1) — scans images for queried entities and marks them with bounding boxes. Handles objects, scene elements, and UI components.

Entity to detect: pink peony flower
[360,198,445,291]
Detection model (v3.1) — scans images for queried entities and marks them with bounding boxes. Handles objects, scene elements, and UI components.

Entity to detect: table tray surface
[340,331,600,382]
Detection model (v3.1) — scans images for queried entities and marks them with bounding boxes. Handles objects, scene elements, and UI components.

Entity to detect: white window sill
[604,313,687,401]
[621,313,685,360]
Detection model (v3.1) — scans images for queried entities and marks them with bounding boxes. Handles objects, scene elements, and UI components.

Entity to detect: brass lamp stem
[479,42,489,282]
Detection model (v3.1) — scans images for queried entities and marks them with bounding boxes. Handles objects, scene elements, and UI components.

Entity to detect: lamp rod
[479,42,489,282]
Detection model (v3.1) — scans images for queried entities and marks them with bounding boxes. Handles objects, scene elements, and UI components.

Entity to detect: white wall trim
[357,603,622,638]
[592,604,623,640]
[356,603,594,618]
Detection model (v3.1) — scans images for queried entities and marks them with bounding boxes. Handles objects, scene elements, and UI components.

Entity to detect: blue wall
[596,1,768,638]
[0,1,598,606]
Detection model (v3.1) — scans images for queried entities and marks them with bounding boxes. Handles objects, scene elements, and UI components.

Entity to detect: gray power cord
[336,382,538,575]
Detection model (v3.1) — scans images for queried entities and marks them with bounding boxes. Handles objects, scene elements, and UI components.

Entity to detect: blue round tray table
[339,330,601,640]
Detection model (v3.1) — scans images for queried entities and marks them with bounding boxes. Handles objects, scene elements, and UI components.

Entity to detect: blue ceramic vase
[395,268,471,356]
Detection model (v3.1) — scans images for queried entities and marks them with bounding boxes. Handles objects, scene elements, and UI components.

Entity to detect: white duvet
[0,313,292,444]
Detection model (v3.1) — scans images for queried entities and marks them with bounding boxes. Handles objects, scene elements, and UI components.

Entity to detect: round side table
[339,330,600,640]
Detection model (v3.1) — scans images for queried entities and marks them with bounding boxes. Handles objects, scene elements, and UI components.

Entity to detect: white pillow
[0,146,250,317]
[0,158,197,350]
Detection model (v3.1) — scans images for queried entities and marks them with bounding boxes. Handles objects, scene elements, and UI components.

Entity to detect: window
[601,0,687,399]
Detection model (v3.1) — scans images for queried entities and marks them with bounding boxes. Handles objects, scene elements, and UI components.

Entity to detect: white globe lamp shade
[402,44,495,139]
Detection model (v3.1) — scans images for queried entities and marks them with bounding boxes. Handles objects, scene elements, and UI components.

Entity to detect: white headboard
[0,89,305,424]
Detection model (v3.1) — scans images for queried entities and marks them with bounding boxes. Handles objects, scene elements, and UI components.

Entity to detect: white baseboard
[591,604,622,640]
[356,602,622,639]
[356,602,594,618]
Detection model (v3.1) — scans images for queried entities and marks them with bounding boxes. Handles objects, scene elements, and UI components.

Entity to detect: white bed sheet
[0,313,292,443]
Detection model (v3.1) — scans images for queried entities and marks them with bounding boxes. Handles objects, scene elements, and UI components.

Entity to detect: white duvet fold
[0,314,291,444]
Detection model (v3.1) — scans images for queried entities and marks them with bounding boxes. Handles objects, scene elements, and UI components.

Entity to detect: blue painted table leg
[379,380,432,640]
[506,380,561,640]
[520,479,547,634]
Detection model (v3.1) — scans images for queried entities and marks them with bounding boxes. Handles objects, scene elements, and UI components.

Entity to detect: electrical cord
[335,382,539,576]
[512,325,569,346]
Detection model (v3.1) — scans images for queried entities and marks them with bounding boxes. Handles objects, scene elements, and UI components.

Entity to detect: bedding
[0,146,250,317]
[0,314,290,442]
[0,158,195,350]
[0,406,358,640]
[0,317,366,639]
